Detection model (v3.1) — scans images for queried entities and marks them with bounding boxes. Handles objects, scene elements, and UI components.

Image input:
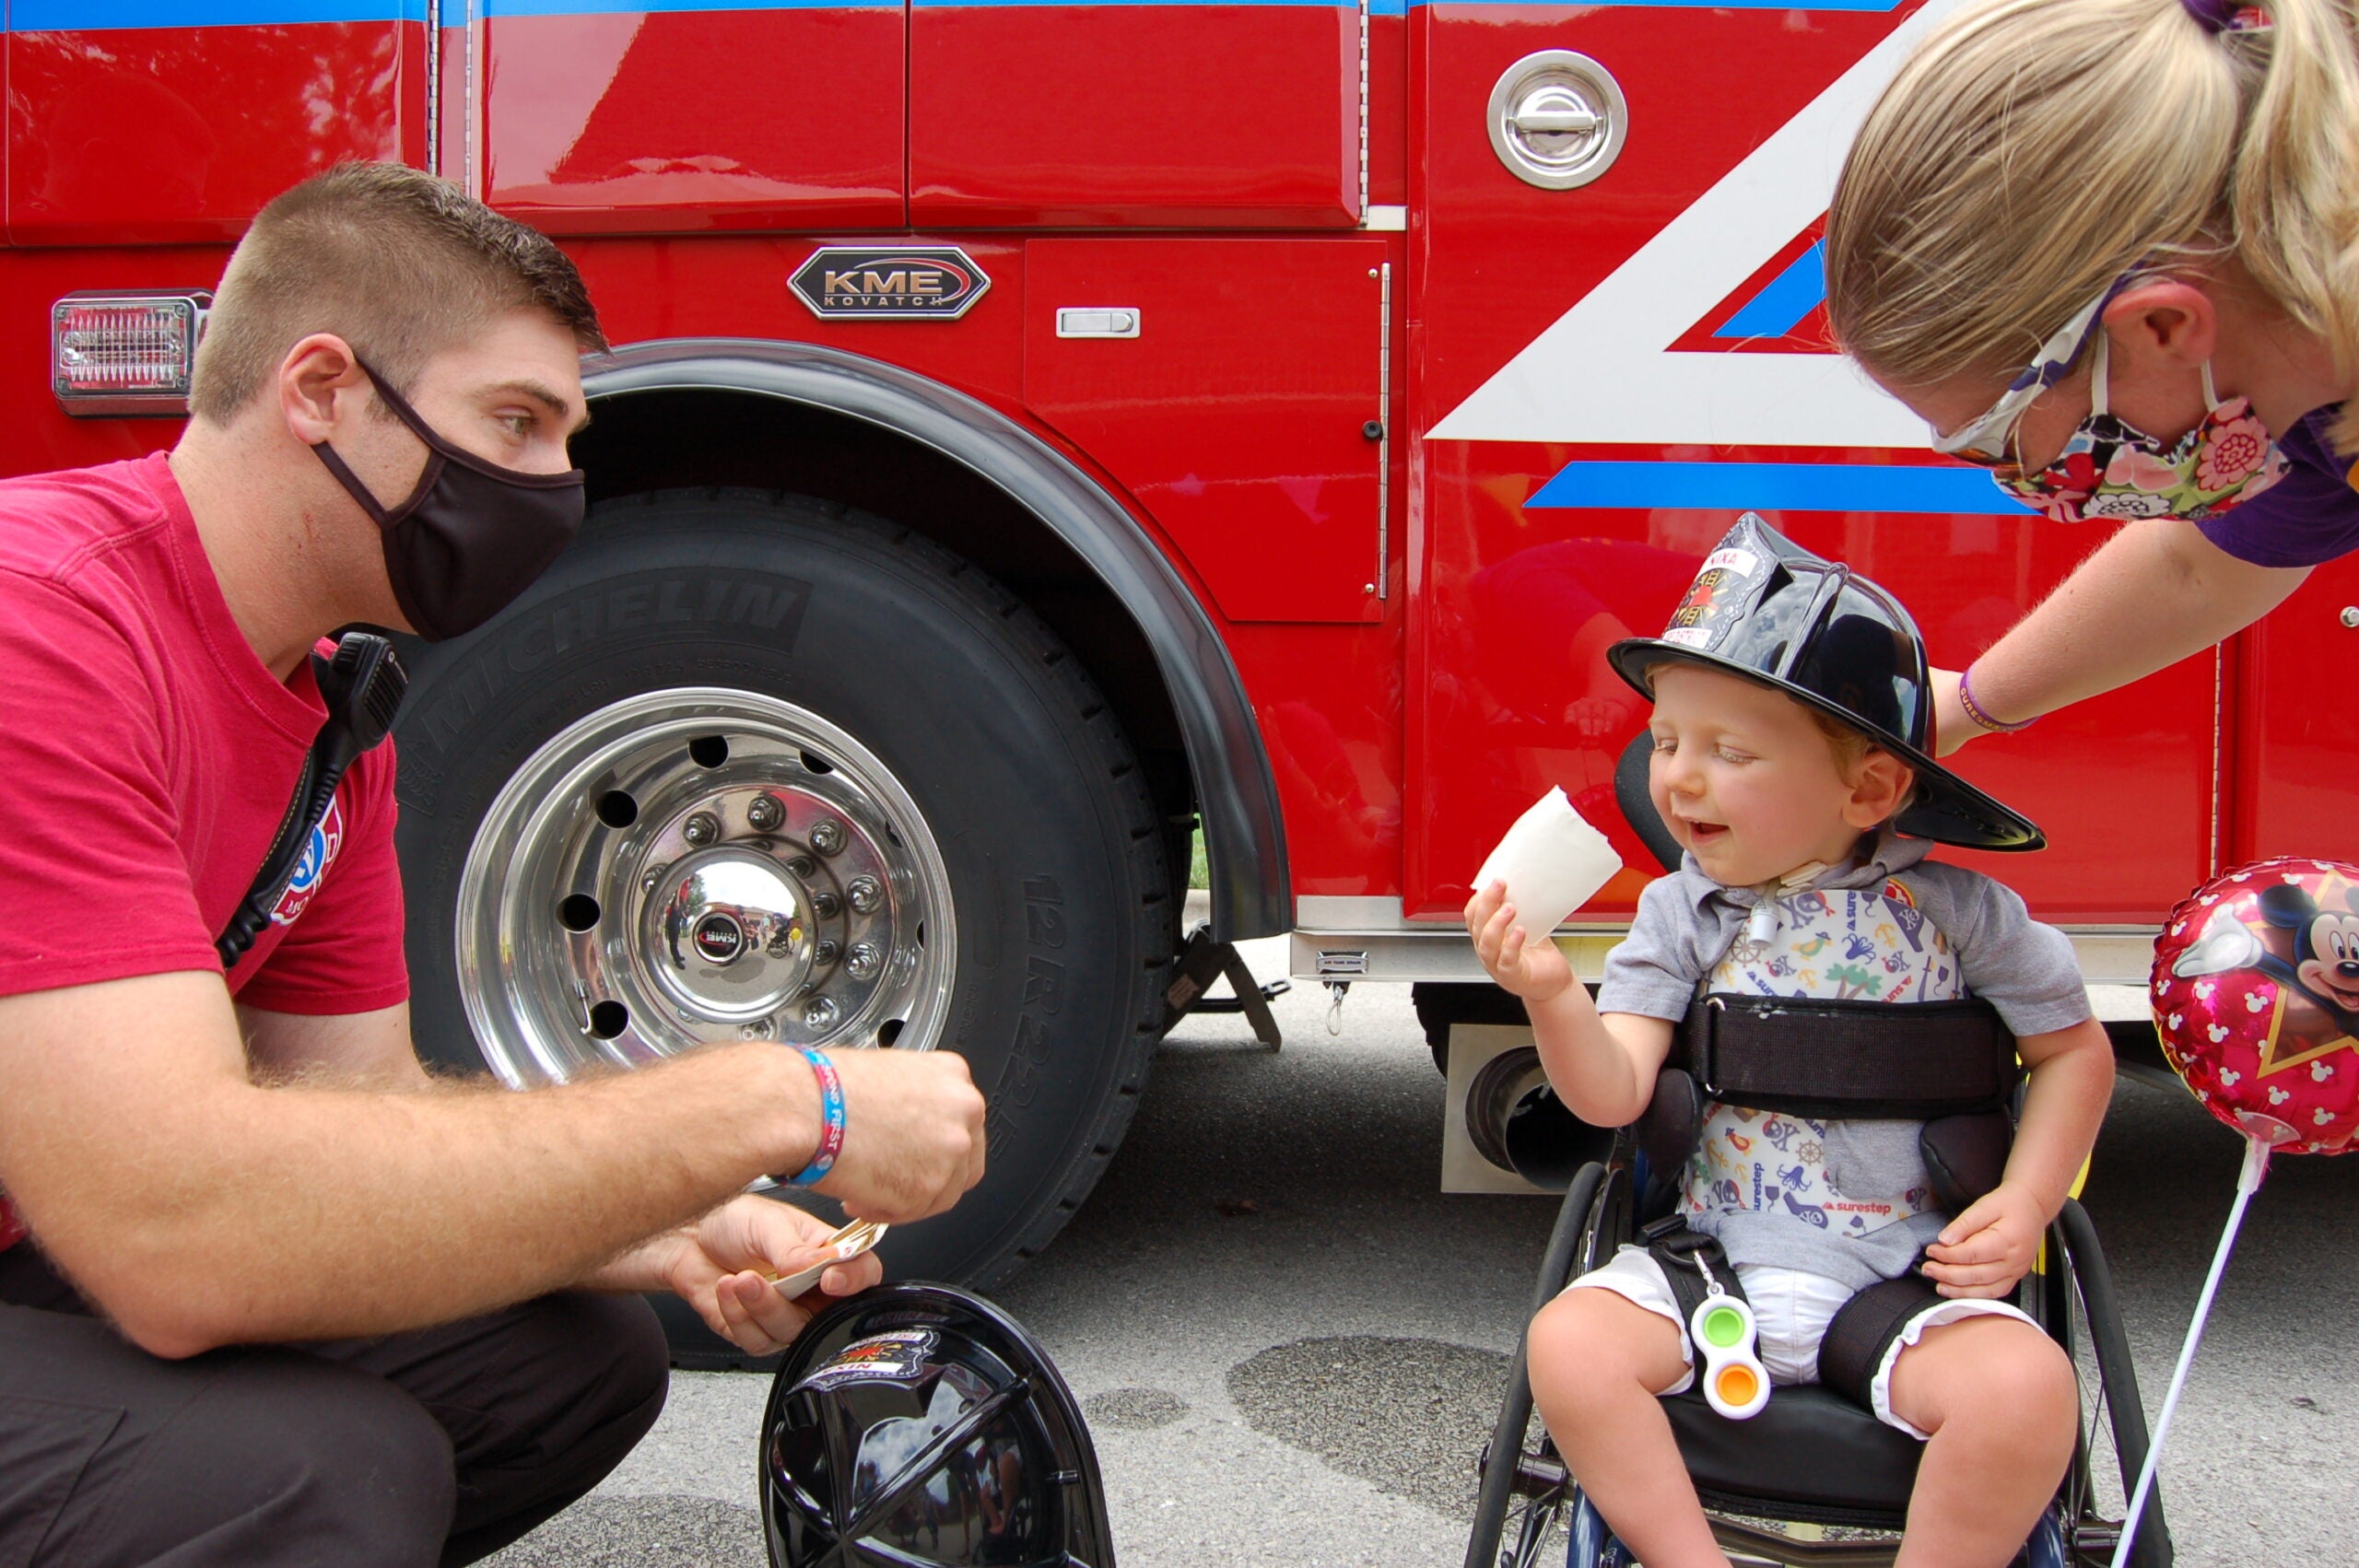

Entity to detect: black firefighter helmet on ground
[762,1283,1116,1568]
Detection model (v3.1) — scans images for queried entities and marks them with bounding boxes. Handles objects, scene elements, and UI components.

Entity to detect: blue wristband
[785,1046,847,1188]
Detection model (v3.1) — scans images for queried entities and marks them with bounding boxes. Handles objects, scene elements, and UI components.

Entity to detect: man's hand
[806,1048,987,1224]
[604,1196,883,1357]
[1465,881,1576,1005]
[1920,1181,2048,1298]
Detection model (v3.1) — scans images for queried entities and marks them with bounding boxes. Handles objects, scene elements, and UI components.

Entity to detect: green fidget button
[1700,1305,1747,1348]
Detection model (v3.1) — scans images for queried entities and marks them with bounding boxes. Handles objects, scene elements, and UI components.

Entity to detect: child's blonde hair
[1825,0,2359,451]
[1806,708,1920,817]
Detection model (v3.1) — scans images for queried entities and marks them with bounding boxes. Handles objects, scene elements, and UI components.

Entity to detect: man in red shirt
[0,164,985,1565]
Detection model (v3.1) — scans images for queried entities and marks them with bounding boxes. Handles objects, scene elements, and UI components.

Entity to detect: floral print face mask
[1996,334,2289,522]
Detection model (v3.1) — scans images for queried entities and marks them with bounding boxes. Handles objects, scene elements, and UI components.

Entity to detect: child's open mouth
[1682,819,1729,847]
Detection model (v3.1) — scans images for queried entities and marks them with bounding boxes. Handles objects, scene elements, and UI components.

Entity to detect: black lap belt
[215,633,406,969]
[1816,1274,1943,1410]
[1671,996,2018,1120]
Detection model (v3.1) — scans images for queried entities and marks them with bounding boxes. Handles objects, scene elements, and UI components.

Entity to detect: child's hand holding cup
[1465,787,1623,1003]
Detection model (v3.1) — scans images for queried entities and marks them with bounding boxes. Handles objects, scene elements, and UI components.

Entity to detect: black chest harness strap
[1672,994,2017,1120]
[215,633,407,970]
[1637,993,2017,1415]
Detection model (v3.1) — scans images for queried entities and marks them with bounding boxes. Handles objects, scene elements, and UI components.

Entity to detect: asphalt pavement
[488,929,2359,1567]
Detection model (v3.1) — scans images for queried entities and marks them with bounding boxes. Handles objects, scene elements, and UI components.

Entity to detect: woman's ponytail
[2236,0,2359,450]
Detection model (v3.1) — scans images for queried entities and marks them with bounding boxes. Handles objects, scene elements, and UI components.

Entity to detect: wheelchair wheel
[1464,1155,1630,1568]
[2046,1200,2173,1568]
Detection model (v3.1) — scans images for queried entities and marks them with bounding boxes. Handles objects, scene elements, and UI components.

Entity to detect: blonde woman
[1825,0,2359,750]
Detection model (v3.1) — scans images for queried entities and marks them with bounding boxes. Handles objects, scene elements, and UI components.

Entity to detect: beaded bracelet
[785,1046,847,1188]
[1957,665,2037,734]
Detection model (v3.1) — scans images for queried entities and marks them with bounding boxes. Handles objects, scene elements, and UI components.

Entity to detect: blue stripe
[914,0,1361,6]
[12,0,419,22]
[1526,462,2035,517]
[1412,0,1905,7]
[489,0,874,11]
[1714,240,1825,341]
[16,0,1895,24]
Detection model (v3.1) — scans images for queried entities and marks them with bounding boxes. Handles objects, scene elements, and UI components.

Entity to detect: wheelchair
[1461,745,2171,1568]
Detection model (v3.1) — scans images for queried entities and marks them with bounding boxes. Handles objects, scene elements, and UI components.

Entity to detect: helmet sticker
[795,1329,940,1392]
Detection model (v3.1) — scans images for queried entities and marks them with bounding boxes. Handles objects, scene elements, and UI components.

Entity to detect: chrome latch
[1487,51,1627,191]
[1055,308,1141,339]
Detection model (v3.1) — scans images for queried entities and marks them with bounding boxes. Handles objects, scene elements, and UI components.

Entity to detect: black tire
[392,489,1177,1357]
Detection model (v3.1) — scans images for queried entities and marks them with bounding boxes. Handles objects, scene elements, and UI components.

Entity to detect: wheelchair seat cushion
[1663,1384,1921,1521]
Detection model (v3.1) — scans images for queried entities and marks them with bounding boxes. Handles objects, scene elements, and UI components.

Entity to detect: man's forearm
[1969,519,2306,725]
[69,1041,816,1355]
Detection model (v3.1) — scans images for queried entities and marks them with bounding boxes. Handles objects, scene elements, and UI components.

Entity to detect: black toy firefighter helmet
[762,1283,1116,1568]
[1605,513,2044,853]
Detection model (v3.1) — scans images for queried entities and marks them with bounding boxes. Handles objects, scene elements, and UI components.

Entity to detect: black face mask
[311,359,584,642]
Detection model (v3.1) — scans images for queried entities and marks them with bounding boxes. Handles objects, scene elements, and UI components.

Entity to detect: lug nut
[804,997,840,1030]
[846,942,881,980]
[746,794,784,833]
[813,939,842,967]
[848,875,882,915]
[682,812,720,847]
[787,856,817,881]
[738,1017,777,1040]
[809,820,847,856]
[812,891,842,920]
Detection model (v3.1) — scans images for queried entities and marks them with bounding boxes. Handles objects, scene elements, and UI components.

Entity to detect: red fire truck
[10,0,2347,1309]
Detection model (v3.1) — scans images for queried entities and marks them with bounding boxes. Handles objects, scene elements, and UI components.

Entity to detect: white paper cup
[1473,786,1623,934]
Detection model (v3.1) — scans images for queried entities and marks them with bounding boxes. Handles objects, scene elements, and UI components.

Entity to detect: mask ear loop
[2201,360,2224,413]
[2089,332,2112,417]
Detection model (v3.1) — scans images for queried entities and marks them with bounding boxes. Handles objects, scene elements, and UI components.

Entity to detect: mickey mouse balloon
[2151,857,2359,1156]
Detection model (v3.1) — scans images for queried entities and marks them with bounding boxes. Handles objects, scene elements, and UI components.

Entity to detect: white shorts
[1560,1244,2038,1440]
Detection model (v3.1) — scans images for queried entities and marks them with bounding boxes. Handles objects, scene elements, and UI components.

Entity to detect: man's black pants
[0,1244,670,1567]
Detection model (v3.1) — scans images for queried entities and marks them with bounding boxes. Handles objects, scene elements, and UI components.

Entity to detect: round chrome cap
[648,848,816,1022]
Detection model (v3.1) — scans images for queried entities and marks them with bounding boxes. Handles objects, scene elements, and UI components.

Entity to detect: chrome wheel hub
[454,688,955,1086]
[648,847,816,1022]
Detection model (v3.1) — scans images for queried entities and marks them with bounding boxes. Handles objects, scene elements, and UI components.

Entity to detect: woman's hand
[1465,881,1575,1005]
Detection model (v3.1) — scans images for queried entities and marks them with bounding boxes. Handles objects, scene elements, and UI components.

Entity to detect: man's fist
[809,1047,987,1223]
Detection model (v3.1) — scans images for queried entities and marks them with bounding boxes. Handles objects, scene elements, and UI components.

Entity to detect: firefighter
[0,163,985,1566]
[1823,0,2359,751]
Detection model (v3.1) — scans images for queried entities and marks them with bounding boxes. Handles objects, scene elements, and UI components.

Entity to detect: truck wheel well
[575,385,1195,891]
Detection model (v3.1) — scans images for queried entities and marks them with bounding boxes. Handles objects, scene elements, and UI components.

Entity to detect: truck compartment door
[2230,555,2359,866]
[7,3,425,244]
[911,1,1359,228]
[1022,238,1387,624]
[478,0,904,231]
[1403,3,2213,926]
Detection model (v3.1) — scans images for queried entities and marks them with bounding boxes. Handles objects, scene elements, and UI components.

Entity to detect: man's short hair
[190,162,605,425]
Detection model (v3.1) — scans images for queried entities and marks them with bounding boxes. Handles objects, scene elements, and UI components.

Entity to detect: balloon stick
[2109,1134,2271,1568]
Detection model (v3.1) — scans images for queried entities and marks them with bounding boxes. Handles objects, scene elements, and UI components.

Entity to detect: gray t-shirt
[1595,826,2093,1290]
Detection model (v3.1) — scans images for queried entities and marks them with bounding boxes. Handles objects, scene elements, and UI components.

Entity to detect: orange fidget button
[1691,1294,1769,1420]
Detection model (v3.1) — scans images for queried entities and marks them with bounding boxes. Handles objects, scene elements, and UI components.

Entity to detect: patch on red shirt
[269,795,346,927]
